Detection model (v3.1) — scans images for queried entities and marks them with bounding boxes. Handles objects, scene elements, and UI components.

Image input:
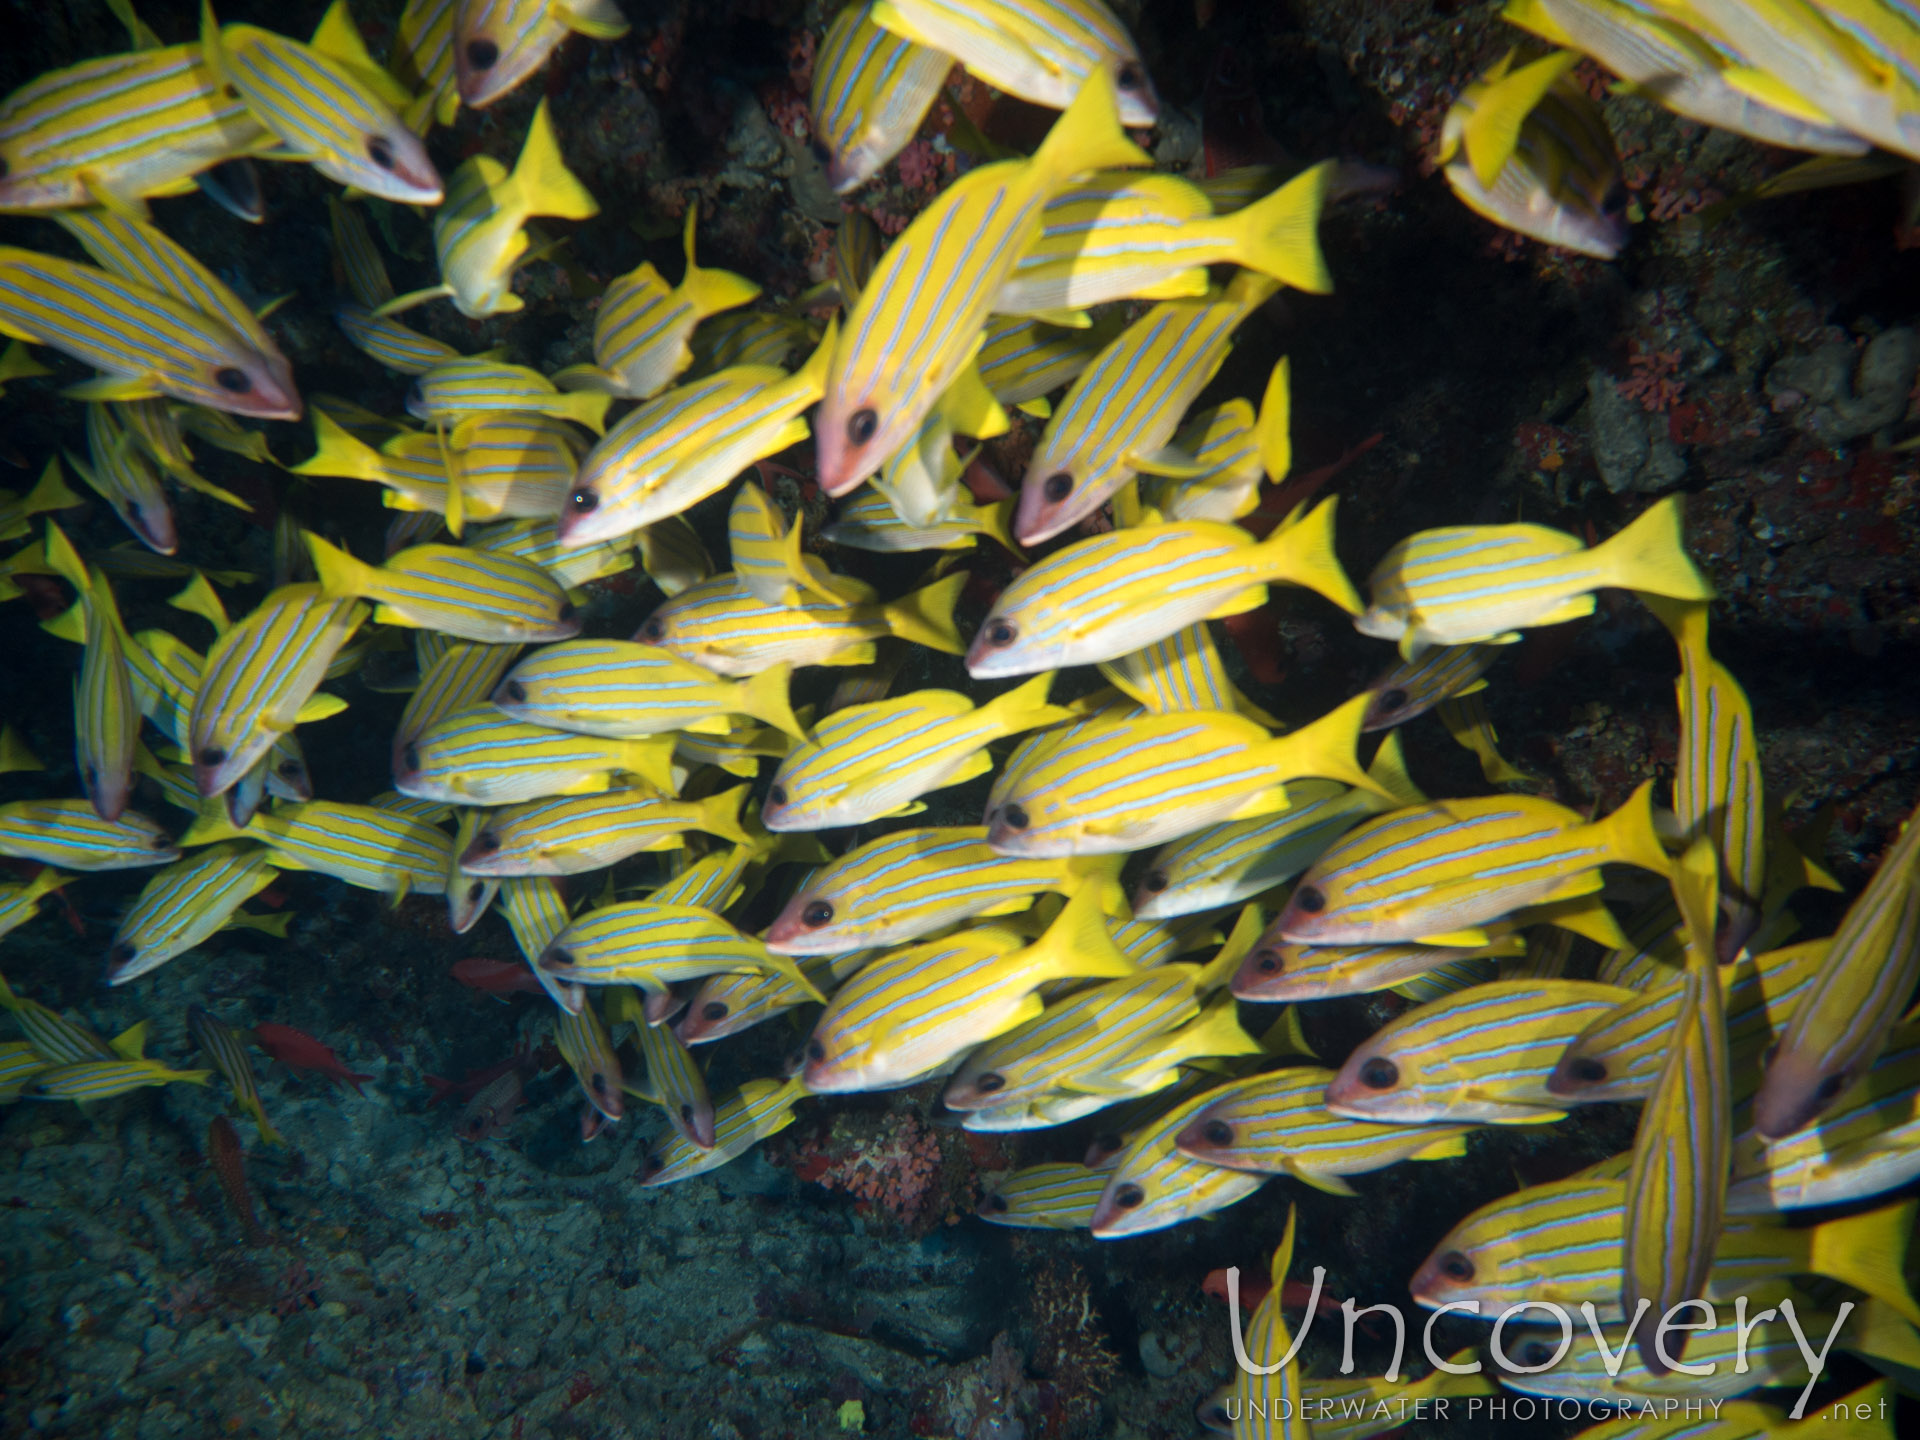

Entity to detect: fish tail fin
[1024,883,1134,982]
[1030,68,1150,185]
[21,866,65,901]
[1852,1297,1920,1373]
[303,531,377,603]
[881,572,966,653]
[1640,592,1711,664]
[696,785,753,846]
[1410,1130,1470,1161]
[0,338,51,385]
[23,458,79,516]
[762,949,826,1004]
[1589,779,1675,880]
[1500,0,1576,46]
[554,0,630,40]
[510,99,599,223]
[225,910,292,939]
[556,389,612,435]
[1366,730,1427,807]
[42,519,88,592]
[1464,49,1579,186]
[1812,1199,1920,1326]
[1262,693,1383,797]
[1256,357,1291,482]
[736,663,808,742]
[677,206,761,318]
[0,726,40,775]
[1247,496,1361,614]
[1260,1004,1316,1058]
[110,1018,150,1060]
[248,1102,287,1147]
[791,314,838,401]
[617,735,677,794]
[1195,903,1265,992]
[1057,852,1130,919]
[977,672,1073,739]
[1228,162,1333,295]
[1172,990,1262,1061]
[942,358,1011,441]
[1592,497,1716,604]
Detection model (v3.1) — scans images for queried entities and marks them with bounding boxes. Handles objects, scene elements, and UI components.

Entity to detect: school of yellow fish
[0,0,1916,1433]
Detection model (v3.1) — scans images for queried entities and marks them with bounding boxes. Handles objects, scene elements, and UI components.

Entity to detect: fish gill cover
[0,1,1917,1437]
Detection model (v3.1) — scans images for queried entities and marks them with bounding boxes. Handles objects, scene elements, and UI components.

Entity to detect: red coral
[1618,347,1686,412]
[798,1113,943,1222]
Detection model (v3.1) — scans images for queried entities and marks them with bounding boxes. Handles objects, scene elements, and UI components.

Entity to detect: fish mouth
[963,634,1037,679]
[1406,1265,1450,1308]
[1011,482,1073,548]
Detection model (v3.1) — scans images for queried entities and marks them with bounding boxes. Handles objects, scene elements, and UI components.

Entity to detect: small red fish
[456,1069,524,1141]
[427,1044,535,1108]
[207,1115,268,1247]
[1202,1269,1349,1322]
[253,1023,374,1095]
[450,957,545,997]
[1242,432,1384,541]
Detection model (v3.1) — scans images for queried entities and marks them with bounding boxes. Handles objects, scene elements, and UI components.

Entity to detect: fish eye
[1566,1056,1607,1085]
[1113,1183,1145,1210]
[542,946,571,969]
[640,1152,663,1177]
[986,1193,1008,1212]
[198,745,228,767]
[402,744,420,772]
[1000,803,1029,830]
[702,1001,728,1021]
[679,1103,694,1124]
[1252,948,1282,974]
[1815,1071,1851,1103]
[470,830,499,854]
[976,1072,1004,1094]
[1042,473,1073,503]
[1202,1120,1232,1146]
[556,601,576,623]
[366,136,395,171]
[107,941,135,968]
[591,1072,608,1095]
[802,900,834,927]
[215,367,250,393]
[224,83,238,100]
[152,832,173,848]
[810,141,830,165]
[277,760,302,778]
[1089,1132,1122,1159]
[847,408,878,446]
[1519,1342,1553,1367]
[125,501,143,522]
[769,785,787,806]
[1438,1250,1474,1282]
[1143,870,1168,893]
[1117,64,1143,90]
[640,617,666,642]
[1358,1056,1399,1090]
[806,1040,825,1061]
[1294,886,1325,913]
[466,39,499,70]
[503,680,525,703]
[1202,1403,1230,1428]
[985,620,1017,648]
[1379,687,1408,711]
[568,488,598,513]
[466,881,483,902]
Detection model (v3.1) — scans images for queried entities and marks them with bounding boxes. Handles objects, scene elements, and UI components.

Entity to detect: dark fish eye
[1815,1071,1851,1103]
[1203,1404,1230,1428]
[1253,948,1282,974]
[809,141,830,165]
[1143,870,1168,893]
[152,832,173,849]
[1567,1056,1607,1085]
[503,680,525,703]
[806,1040,825,1061]
[1379,687,1408,711]
[125,501,143,522]
[402,744,420,772]
[986,620,1017,647]
[542,946,571,969]
[1113,1183,1145,1209]
[466,881,483,902]
[1000,803,1029,830]
[769,785,787,806]
[847,408,878,445]
[1438,1250,1474,1282]
[986,1193,1008,1212]
[679,1103,694,1123]
[1089,1132,1122,1159]
[1294,886,1325,913]
[215,367,250,393]
[568,488,598,513]
[702,1002,728,1022]
[802,900,834,927]
[278,760,301,778]
[1358,1056,1399,1090]
[1042,472,1073,503]
[1202,1120,1232,1146]
[976,1072,1004,1094]
[198,746,228,767]
[641,618,666,641]
[107,941,135,968]
[556,602,576,623]
[591,1072,608,1094]
[466,38,499,70]
[471,830,499,854]
[366,136,395,170]
[1520,1342,1553,1367]
[1117,64,1142,90]
[224,83,239,100]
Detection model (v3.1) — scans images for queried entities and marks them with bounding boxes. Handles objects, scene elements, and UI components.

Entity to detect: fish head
[1228,933,1318,1002]
[458,823,505,872]
[1128,859,1185,919]
[683,1100,716,1149]
[182,340,303,422]
[1408,1235,1485,1311]
[940,1055,1009,1112]
[447,875,494,934]
[674,989,739,1045]
[108,490,179,556]
[79,755,132,825]
[1544,1040,1613,1098]
[454,15,549,109]
[191,729,259,801]
[1194,1385,1235,1435]
[983,793,1069,857]
[1752,1046,1859,1142]
[811,331,912,498]
[1171,1104,1237,1160]
[759,767,833,831]
[1110,55,1160,129]
[1324,1036,1417,1118]
[1087,1164,1176,1237]
[1012,455,1097,547]
[403,380,433,423]
[337,119,442,206]
[763,885,849,955]
[490,673,535,720]
[797,1021,860,1092]
[1270,869,1339,943]
[103,936,143,986]
[963,599,1063,679]
[268,748,312,802]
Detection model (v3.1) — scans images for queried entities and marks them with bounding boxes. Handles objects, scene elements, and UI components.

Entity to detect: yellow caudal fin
[1256,356,1291,481]
[759,947,826,1003]
[509,99,599,223]
[1366,730,1427,807]
[1525,891,1628,948]
[291,408,396,483]
[1465,49,1579,187]
[110,1018,151,1060]
[1024,883,1135,984]
[788,314,838,402]
[976,672,1073,739]
[882,572,966,653]
[1593,496,1717,604]
[1721,66,1846,127]
[42,518,88,593]
[19,458,79,518]
[1852,1296,1920,1372]
[615,735,677,794]
[0,340,53,388]
[1193,903,1264,993]
[1640,592,1711,663]
[0,728,44,775]
[554,388,612,435]
[1587,779,1676,882]
[1229,161,1333,295]
[107,0,163,48]
[310,0,411,107]
[1259,1003,1316,1058]
[939,358,1011,442]
[1029,67,1151,186]
[1167,991,1263,1063]
[677,205,761,318]
[225,910,293,938]
[696,785,754,847]
[1810,1199,1920,1326]
[1247,496,1360,615]
[168,572,230,635]
[1059,852,1130,919]
[736,663,808,742]
[303,531,379,603]
[556,0,630,40]
[1261,692,1383,798]
[1410,1131,1470,1161]
[1500,0,1576,46]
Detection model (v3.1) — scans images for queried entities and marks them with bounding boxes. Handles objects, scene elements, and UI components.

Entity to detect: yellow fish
[454,0,631,109]
[810,3,952,193]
